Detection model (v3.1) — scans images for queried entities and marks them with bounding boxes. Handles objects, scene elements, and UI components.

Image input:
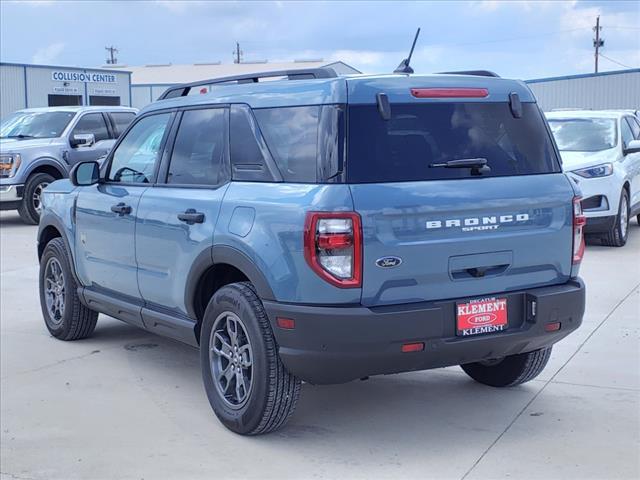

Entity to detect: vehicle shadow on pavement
[89,319,540,449]
[0,213,35,228]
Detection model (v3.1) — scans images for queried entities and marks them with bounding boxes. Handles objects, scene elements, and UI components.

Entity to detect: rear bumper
[584,215,616,234]
[264,279,585,384]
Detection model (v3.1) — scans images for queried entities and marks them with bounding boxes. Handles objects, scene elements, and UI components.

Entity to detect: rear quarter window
[347,102,560,183]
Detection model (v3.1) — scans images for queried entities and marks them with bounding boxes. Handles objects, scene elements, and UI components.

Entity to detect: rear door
[346,94,575,307]
[135,106,229,319]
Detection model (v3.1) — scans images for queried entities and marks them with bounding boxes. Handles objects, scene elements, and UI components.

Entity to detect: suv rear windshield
[347,102,560,183]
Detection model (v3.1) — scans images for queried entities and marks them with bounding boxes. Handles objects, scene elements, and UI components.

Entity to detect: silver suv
[0,106,137,224]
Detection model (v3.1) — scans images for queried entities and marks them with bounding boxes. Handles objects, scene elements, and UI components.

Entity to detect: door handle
[111,202,132,216]
[178,208,205,225]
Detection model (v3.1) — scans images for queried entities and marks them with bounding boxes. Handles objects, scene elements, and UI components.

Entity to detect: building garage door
[48,94,83,106]
[89,95,120,106]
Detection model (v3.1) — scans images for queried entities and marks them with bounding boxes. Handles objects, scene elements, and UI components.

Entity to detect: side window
[230,104,278,182]
[110,112,136,137]
[107,113,171,183]
[625,117,640,140]
[167,108,227,185]
[254,106,319,182]
[71,113,110,143]
[621,118,634,149]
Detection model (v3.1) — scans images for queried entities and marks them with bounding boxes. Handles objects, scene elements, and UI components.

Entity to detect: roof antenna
[394,28,421,74]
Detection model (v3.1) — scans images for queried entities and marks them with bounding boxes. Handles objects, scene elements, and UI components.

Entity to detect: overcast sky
[1,0,638,79]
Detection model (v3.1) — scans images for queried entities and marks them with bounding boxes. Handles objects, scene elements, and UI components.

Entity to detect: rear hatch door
[346,77,575,307]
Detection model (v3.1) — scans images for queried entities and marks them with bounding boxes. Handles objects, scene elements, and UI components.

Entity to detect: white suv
[546,110,640,247]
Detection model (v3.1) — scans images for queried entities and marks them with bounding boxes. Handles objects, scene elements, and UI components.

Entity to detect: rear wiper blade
[430,158,491,176]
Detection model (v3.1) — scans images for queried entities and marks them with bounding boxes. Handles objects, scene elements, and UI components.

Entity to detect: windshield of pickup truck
[547,117,617,152]
[347,102,560,183]
[0,111,76,139]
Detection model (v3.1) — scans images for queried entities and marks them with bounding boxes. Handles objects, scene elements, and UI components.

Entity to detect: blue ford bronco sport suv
[37,68,586,435]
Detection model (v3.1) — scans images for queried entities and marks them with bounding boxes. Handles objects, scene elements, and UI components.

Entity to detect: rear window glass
[547,117,617,152]
[111,112,136,137]
[254,105,345,183]
[347,103,560,183]
[254,106,319,182]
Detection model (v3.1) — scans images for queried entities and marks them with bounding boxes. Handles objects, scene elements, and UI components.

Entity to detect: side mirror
[70,133,95,148]
[624,139,640,155]
[70,161,100,186]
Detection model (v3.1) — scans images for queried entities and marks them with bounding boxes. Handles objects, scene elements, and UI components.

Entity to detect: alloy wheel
[620,194,628,239]
[33,181,50,215]
[44,257,65,324]
[209,311,254,409]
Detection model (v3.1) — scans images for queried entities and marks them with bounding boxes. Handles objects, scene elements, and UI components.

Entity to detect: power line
[598,53,634,69]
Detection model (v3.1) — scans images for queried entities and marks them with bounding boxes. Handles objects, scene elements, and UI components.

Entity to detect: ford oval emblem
[376,256,402,268]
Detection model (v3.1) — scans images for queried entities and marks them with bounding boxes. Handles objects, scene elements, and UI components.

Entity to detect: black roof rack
[437,70,500,78]
[158,67,338,100]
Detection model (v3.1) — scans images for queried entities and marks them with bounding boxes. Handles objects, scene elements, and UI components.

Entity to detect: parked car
[546,110,640,246]
[0,106,137,224]
[37,68,586,435]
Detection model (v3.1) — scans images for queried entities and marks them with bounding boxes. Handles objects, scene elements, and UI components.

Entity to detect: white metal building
[0,62,132,118]
[108,60,360,110]
[526,69,640,111]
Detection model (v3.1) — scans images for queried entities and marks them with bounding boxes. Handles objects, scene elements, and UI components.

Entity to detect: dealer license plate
[456,297,508,336]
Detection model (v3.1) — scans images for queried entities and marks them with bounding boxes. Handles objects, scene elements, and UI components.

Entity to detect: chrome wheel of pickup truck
[18,172,55,225]
[209,311,254,409]
[33,181,50,215]
[44,257,65,324]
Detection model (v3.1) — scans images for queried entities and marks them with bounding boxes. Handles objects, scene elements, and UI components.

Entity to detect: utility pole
[105,46,119,65]
[232,42,243,64]
[593,16,604,73]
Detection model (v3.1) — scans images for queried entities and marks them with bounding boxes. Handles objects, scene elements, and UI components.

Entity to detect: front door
[136,107,229,320]
[66,112,115,165]
[74,111,174,305]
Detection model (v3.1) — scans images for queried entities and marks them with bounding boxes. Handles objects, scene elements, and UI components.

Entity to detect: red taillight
[572,196,586,264]
[304,212,362,288]
[410,87,489,98]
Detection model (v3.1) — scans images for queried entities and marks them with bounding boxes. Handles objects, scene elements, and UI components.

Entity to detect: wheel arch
[186,245,276,340]
[37,214,82,286]
[24,157,67,181]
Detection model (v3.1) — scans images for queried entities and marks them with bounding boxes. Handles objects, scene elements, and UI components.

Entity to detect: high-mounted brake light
[572,196,586,264]
[304,212,362,288]
[410,88,489,98]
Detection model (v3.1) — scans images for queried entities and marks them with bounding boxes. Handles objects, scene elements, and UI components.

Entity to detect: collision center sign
[51,71,117,84]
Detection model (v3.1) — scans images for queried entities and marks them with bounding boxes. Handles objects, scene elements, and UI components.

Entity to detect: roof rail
[437,70,501,78]
[158,67,338,100]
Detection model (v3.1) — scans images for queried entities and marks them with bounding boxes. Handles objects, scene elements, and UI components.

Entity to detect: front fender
[38,192,80,283]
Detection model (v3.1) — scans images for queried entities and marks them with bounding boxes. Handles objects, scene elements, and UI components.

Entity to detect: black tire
[461,347,552,387]
[18,172,55,225]
[39,238,98,340]
[200,282,301,435]
[637,214,640,226]
[601,189,629,247]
